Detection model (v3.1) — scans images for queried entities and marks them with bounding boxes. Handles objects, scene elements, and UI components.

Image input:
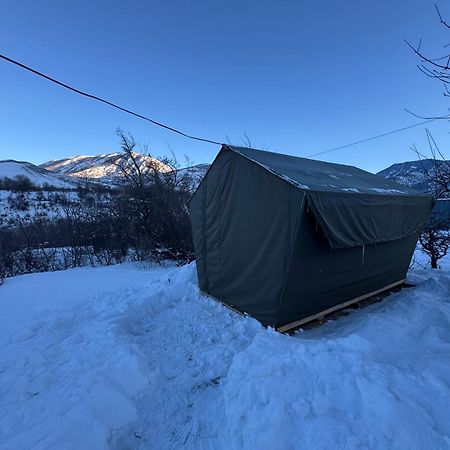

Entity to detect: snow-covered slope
[377,159,449,193]
[1,253,449,449]
[0,160,80,189]
[178,163,210,188]
[41,152,171,184]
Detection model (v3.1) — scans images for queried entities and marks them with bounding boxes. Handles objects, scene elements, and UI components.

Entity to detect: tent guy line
[0,51,448,158]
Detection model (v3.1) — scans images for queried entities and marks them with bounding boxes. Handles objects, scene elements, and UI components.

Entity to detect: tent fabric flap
[305,191,433,250]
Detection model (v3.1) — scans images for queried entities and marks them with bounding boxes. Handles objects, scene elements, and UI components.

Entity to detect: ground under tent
[189,145,433,330]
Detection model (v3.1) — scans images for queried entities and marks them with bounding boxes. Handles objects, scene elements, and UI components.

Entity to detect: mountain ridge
[40,152,172,185]
[377,159,449,194]
[3,151,447,193]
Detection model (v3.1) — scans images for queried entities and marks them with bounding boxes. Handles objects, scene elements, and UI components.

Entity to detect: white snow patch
[0,160,77,189]
[369,187,407,194]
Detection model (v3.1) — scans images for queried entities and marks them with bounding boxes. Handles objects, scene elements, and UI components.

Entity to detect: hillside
[6,154,448,194]
[178,163,210,187]
[41,152,172,185]
[377,159,449,193]
[0,160,81,189]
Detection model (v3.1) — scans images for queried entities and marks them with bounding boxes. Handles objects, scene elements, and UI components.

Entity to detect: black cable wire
[2,52,449,157]
[307,115,450,158]
[0,53,222,146]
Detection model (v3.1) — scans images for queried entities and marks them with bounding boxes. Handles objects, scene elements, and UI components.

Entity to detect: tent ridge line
[225,145,431,199]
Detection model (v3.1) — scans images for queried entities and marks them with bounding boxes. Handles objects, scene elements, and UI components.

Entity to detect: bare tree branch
[436,4,450,30]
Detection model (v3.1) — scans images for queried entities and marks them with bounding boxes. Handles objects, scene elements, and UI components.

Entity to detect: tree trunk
[431,255,438,269]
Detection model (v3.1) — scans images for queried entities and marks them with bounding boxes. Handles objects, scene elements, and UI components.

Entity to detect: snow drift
[0,255,449,449]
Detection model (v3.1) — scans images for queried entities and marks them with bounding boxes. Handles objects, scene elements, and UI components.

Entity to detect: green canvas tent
[189,145,433,330]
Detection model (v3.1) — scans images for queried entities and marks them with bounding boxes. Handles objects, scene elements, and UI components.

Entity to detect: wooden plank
[200,290,247,317]
[277,279,406,333]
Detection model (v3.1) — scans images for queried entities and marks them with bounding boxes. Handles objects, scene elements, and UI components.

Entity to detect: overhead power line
[1,52,448,157]
[307,115,450,158]
[0,53,222,146]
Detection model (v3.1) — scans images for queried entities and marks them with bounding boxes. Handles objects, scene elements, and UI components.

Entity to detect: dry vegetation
[0,131,195,283]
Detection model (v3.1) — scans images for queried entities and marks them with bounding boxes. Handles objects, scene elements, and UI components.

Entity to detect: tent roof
[228,146,428,197]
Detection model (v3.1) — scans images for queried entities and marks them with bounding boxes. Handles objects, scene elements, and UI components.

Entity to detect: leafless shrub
[0,130,197,284]
[115,129,194,262]
[412,131,450,268]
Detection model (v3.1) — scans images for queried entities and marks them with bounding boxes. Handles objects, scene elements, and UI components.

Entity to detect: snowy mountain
[0,160,82,189]
[178,163,210,187]
[377,159,449,193]
[1,154,445,194]
[15,153,448,194]
[41,152,172,185]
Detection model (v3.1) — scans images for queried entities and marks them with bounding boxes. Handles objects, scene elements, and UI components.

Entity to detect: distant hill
[377,159,449,194]
[0,160,82,189]
[21,153,450,194]
[40,152,171,185]
[178,163,210,188]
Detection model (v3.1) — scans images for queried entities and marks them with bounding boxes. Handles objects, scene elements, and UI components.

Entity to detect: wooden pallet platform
[201,278,409,334]
[277,279,406,334]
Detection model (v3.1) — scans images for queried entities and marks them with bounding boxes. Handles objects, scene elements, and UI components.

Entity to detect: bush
[0,132,196,282]
[0,175,36,192]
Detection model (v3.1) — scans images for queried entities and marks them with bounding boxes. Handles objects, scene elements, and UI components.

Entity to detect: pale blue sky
[1,0,449,172]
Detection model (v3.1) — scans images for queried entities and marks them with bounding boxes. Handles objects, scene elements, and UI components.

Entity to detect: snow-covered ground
[0,190,110,229]
[0,190,69,227]
[1,253,450,449]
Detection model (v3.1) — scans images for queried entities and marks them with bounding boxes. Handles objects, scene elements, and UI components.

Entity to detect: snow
[279,174,310,190]
[41,152,171,184]
[369,187,407,194]
[0,190,80,228]
[0,160,77,189]
[377,159,445,192]
[1,254,450,449]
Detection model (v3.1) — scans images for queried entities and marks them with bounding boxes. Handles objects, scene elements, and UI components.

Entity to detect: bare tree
[114,129,194,262]
[405,6,450,267]
[405,4,450,97]
[419,205,450,268]
[412,130,450,198]
[226,133,254,148]
[412,131,450,268]
[0,130,196,285]
[116,128,147,188]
